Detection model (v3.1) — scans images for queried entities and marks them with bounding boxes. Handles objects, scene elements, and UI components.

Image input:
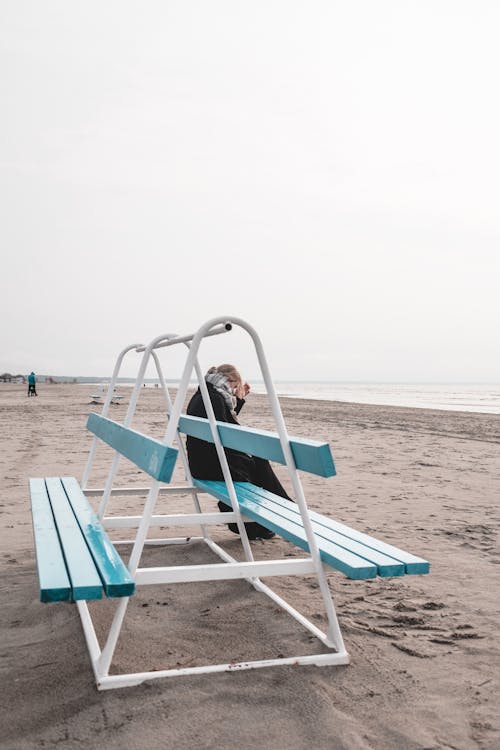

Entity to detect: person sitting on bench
[186,364,291,540]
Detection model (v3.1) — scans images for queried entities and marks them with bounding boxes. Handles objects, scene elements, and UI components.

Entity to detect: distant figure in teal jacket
[27,371,37,397]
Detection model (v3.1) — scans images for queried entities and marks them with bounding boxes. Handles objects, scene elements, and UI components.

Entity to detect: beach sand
[1,382,499,750]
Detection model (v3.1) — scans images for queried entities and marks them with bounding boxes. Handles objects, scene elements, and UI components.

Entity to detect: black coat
[186,382,291,501]
[186,383,255,481]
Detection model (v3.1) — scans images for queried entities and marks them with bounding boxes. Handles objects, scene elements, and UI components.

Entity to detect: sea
[247,382,500,415]
[109,380,500,415]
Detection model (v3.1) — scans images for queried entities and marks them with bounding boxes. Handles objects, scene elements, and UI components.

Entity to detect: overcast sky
[1,1,499,382]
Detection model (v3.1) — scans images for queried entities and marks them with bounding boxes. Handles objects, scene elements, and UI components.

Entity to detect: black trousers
[218,457,291,538]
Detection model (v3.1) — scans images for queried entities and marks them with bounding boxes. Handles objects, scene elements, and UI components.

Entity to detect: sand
[0,382,499,750]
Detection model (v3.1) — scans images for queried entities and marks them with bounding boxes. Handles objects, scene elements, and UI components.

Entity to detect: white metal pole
[151,349,210,540]
[235,317,346,652]
[81,343,142,490]
[96,595,130,678]
[151,349,193,486]
[160,319,255,560]
[134,323,231,353]
[162,320,232,447]
[127,481,162,574]
[96,333,178,518]
[191,359,255,560]
[172,316,345,652]
[124,327,233,577]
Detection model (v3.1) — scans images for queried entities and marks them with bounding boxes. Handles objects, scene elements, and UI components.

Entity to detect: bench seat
[30,476,135,603]
[193,480,430,580]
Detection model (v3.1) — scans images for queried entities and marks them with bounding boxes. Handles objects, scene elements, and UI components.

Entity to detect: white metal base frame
[76,533,350,691]
[77,316,350,690]
[97,653,350,691]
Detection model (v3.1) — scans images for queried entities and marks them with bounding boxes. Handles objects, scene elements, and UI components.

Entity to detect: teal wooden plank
[177,415,336,477]
[311,513,429,575]
[29,478,71,603]
[250,489,430,575]
[193,480,377,579]
[61,477,135,598]
[45,478,103,601]
[87,413,178,482]
[240,485,405,577]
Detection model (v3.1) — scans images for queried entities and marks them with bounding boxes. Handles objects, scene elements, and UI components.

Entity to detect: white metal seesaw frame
[79,316,349,689]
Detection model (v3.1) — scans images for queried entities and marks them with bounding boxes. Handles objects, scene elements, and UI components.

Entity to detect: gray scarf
[205,371,237,416]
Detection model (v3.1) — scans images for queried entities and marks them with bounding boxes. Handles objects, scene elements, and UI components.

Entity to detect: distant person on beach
[27,371,37,397]
[186,364,291,540]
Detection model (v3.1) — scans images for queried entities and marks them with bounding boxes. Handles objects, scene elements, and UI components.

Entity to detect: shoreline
[7,378,500,415]
[1,383,499,749]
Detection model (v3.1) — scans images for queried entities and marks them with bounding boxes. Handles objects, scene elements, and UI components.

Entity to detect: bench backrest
[87,413,178,482]
[87,412,336,480]
[177,415,336,477]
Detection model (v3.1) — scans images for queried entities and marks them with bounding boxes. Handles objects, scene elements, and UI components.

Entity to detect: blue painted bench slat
[29,477,135,603]
[61,477,135,597]
[240,484,408,576]
[87,413,178,483]
[29,478,72,602]
[44,477,104,601]
[193,480,378,579]
[177,414,336,477]
[178,412,428,579]
[193,480,429,579]
[253,487,430,575]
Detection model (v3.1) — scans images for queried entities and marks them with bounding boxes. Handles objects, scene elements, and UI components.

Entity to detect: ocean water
[250,382,500,415]
[99,380,500,415]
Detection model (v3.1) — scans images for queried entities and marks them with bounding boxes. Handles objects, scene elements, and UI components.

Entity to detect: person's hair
[207,364,244,398]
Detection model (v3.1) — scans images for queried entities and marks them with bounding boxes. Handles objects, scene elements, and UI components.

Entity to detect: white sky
[1,1,499,382]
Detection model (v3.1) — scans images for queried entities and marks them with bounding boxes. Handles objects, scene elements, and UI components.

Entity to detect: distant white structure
[89,383,124,406]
